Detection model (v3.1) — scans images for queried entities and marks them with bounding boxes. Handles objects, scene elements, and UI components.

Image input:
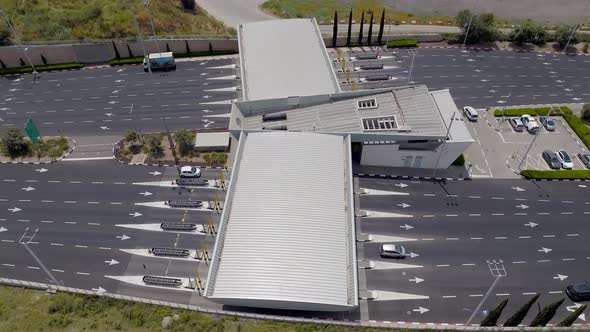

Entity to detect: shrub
[124,129,142,145]
[480,299,508,326]
[143,133,164,158]
[181,0,195,10]
[558,304,587,327]
[510,22,547,45]
[452,154,465,166]
[555,25,578,49]
[492,107,565,117]
[582,103,590,122]
[109,57,144,66]
[174,129,195,157]
[1,128,30,158]
[529,298,565,326]
[0,63,84,75]
[202,152,228,164]
[521,170,590,179]
[503,293,539,326]
[386,39,417,48]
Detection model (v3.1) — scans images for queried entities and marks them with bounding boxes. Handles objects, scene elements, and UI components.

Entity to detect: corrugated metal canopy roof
[238,19,341,101]
[206,131,357,311]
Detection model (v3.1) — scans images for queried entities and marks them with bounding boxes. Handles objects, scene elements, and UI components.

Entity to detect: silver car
[379,244,407,259]
[539,116,556,131]
[578,153,590,169]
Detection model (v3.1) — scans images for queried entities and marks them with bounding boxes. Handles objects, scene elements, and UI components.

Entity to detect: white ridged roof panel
[208,131,353,308]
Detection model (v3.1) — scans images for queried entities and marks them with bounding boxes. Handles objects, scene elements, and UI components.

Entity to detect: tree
[331,10,338,47]
[377,9,385,45]
[558,304,587,327]
[358,10,365,45]
[582,103,590,122]
[346,9,352,47]
[555,25,579,50]
[124,129,142,145]
[529,298,565,326]
[180,0,195,10]
[0,25,11,46]
[510,22,547,45]
[1,128,30,158]
[174,129,195,156]
[367,12,374,45]
[112,41,121,59]
[456,9,498,44]
[503,293,539,326]
[144,133,163,158]
[480,299,508,326]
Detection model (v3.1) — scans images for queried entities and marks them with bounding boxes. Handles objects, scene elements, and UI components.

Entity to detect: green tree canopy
[124,129,142,145]
[174,129,195,156]
[510,22,547,45]
[143,133,163,158]
[456,9,498,44]
[1,128,30,158]
[555,25,579,49]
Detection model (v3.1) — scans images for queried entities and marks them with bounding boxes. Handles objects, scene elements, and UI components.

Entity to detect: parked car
[463,106,479,121]
[579,153,590,169]
[557,150,574,169]
[180,166,201,178]
[520,114,540,133]
[542,150,561,169]
[539,116,556,131]
[379,244,407,259]
[566,282,590,302]
[509,117,525,132]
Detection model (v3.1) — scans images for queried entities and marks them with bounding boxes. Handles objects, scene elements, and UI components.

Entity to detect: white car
[520,114,540,133]
[557,150,573,169]
[180,166,201,178]
[463,106,479,121]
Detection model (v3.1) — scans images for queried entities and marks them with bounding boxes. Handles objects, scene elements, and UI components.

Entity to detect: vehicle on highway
[557,150,573,169]
[539,116,556,131]
[462,106,478,121]
[520,114,540,133]
[180,166,201,178]
[579,153,590,169]
[566,282,590,302]
[509,117,525,132]
[542,150,561,169]
[379,244,407,259]
[143,52,176,72]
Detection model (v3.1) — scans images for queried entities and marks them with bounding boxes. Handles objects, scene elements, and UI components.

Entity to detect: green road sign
[24,118,40,144]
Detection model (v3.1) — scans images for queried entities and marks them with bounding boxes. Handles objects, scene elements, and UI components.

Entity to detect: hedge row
[109,50,237,66]
[520,169,590,179]
[0,63,84,75]
[386,39,417,48]
[493,107,565,117]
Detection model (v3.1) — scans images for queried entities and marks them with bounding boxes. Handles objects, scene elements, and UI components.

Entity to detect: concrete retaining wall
[0,39,239,67]
[323,34,443,47]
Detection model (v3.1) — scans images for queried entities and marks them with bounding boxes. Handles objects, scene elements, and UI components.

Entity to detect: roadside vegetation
[0,128,70,160]
[0,285,406,331]
[0,0,233,43]
[120,129,228,165]
[386,39,417,48]
[0,63,84,75]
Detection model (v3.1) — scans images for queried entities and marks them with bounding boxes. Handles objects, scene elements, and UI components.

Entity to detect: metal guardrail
[151,247,190,257]
[167,200,203,208]
[176,178,209,187]
[142,275,182,287]
[160,222,197,231]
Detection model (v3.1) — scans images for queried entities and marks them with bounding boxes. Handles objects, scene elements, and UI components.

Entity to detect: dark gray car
[542,150,561,169]
[379,244,407,259]
[579,153,590,169]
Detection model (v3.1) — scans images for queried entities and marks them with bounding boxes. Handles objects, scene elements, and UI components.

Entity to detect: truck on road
[143,52,176,72]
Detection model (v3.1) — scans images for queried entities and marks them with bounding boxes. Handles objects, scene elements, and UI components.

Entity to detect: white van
[463,106,479,121]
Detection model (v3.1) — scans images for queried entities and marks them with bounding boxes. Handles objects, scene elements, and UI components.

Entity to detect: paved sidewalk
[353,162,471,181]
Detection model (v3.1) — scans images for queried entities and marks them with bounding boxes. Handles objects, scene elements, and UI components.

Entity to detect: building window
[361,116,397,131]
[357,98,378,110]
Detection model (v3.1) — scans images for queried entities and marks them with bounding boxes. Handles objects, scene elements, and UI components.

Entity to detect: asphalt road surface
[334,47,590,108]
[357,177,590,324]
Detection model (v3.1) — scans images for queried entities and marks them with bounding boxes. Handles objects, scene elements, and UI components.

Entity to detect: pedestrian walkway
[353,162,471,181]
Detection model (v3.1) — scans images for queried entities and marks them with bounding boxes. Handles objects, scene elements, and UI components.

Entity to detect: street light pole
[562,25,579,54]
[432,112,456,178]
[143,0,162,54]
[407,50,416,85]
[462,0,481,48]
[0,9,37,82]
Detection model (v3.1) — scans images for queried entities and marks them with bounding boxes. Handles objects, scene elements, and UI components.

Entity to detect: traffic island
[0,129,75,164]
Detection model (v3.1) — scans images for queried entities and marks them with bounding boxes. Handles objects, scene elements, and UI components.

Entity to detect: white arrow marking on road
[573,97,581,101]
[202,95,211,99]
[8,207,22,213]
[4,98,14,101]
[35,168,48,173]
[400,224,414,230]
[409,277,424,284]
[129,212,142,218]
[553,274,568,281]
[140,191,152,197]
[467,58,475,62]
[511,186,525,192]
[199,62,207,65]
[117,68,125,72]
[92,286,107,293]
[116,234,130,240]
[115,79,125,83]
[202,82,209,86]
[0,227,7,232]
[542,62,551,65]
[108,100,119,104]
[497,100,506,104]
[105,113,114,117]
[21,186,35,192]
[394,183,408,188]
[397,203,411,209]
[200,72,209,76]
[524,222,538,228]
[489,89,497,93]
[564,88,573,91]
[538,247,552,254]
[202,109,212,113]
[112,90,120,94]
[480,79,489,82]
[105,259,119,266]
[100,126,110,131]
[8,88,20,92]
[0,107,10,110]
[566,303,586,321]
[556,80,564,83]
[409,252,420,258]
[413,306,429,314]
[579,184,587,188]
[149,171,162,176]
[516,204,530,210]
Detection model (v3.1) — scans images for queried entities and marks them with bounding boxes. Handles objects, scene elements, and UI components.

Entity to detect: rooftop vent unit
[362,116,397,131]
[359,64,384,70]
[365,74,390,81]
[357,98,378,110]
[262,112,287,122]
[356,53,378,60]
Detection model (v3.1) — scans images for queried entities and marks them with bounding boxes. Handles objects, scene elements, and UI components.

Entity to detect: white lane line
[446,214,458,217]
[2,264,15,267]
[76,272,90,275]
[538,259,551,263]
[1,240,14,243]
[50,243,63,246]
[114,182,126,185]
[549,291,563,294]
[447,194,459,198]
[70,181,81,184]
[566,233,579,237]
[88,222,100,226]
[562,258,576,261]
[64,221,77,224]
[514,213,527,216]
[470,237,483,240]
[421,238,435,241]
[518,236,532,239]
[446,237,459,240]
[561,212,573,215]
[41,220,54,223]
[64,201,77,204]
[523,292,537,295]
[109,202,122,205]
[562,200,574,203]
[469,213,481,217]
[422,215,435,218]
[462,263,476,266]
[25,180,38,183]
[496,293,510,296]
[494,236,508,240]
[468,196,480,199]
[99,247,111,250]
[423,193,436,197]
[538,199,550,202]
[538,212,550,215]
[469,294,484,297]
[18,200,31,202]
[542,235,555,238]
[2,179,16,182]
[51,269,64,273]
[91,181,103,184]
[48,180,61,183]
[515,198,527,201]
[442,295,457,298]
[87,201,99,204]
[75,245,88,248]
[436,264,450,267]
[491,197,504,200]
[491,213,505,216]
[41,200,54,203]
[27,266,40,270]
[512,261,526,264]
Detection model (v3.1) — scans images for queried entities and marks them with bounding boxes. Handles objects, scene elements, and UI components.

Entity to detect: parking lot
[462,109,590,178]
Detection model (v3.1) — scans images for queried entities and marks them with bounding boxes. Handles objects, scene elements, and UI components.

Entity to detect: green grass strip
[521,169,590,179]
[0,63,84,75]
[386,39,417,48]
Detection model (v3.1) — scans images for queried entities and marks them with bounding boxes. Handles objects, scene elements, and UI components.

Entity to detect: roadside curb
[355,173,470,181]
[0,137,77,165]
